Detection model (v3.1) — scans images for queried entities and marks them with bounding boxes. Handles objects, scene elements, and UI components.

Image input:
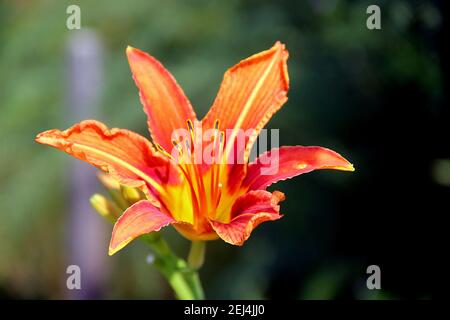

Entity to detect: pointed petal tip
[109,234,135,256]
[34,133,42,143]
[324,158,355,172]
[108,243,125,256]
[318,147,355,172]
[35,130,45,141]
[126,45,136,54]
[34,130,54,145]
[126,46,145,60]
[108,247,117,256]
[273,40,286,50]
[325,160,355,172]
[126,46,137,60]
[333,157,355,172]
[346,163,355,172]
[272,41,288,56]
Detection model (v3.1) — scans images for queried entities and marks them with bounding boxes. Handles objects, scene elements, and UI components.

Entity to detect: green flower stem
[141,234,204,300]
[188,241,205,269]
[185,241,206,299]
[91,192,206,299]
[184,268,205,300]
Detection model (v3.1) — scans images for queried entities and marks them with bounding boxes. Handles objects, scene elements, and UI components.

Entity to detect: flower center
[154,119,227,229]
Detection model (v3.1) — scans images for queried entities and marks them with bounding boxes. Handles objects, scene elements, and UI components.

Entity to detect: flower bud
[90,193,122,223]
[120,185,145,205]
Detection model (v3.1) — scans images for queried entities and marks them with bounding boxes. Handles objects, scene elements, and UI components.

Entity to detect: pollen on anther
[172,139,183,151]
[214,119,220,131]
[186,119,194,133]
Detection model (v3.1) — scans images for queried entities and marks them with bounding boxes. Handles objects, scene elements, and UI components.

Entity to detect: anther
[171,139,184,156]
[155,143,173,159]
[186,119,195,142]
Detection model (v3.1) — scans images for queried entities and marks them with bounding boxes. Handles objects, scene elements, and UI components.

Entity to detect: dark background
[0,0,445,299]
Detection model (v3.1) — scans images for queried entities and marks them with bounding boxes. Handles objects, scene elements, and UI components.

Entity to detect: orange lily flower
[36,42,354,255]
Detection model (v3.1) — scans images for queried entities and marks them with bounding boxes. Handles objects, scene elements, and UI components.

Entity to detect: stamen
[155,143,173,159]
[211,131,225,205]
[170,139,185,164]
[218,131,225,162]
[185,139,191,156]
[171,139,184,156]
[186,119,195,143]
[172,118,228,221]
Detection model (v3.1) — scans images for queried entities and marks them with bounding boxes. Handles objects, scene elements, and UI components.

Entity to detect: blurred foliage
[0,0,443,299]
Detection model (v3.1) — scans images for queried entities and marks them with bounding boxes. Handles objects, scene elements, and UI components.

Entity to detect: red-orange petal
[243,146,354,190]
[109,200,174,255]
[35,120,180,196]
[210,190,285,245]
[202,42,289,164]
[126,46,197,152]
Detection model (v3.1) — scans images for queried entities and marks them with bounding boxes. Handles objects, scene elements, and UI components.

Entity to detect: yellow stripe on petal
[244,146,354,190]
[126,46,197,152]
[202,42,289,165]
[35,120,180,196]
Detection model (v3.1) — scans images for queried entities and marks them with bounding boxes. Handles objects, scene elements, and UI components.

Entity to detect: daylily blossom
[36,42,354,255]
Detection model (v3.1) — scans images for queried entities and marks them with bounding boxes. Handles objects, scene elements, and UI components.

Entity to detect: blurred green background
[0,0,445,299]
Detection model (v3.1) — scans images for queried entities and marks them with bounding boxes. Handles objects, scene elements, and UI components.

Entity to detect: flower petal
[109,200,174,255]
[35,120,180,196]
[243,146,354,190]
[126,46,197,152]
[202,42,289,164]
[210,190,284,245]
